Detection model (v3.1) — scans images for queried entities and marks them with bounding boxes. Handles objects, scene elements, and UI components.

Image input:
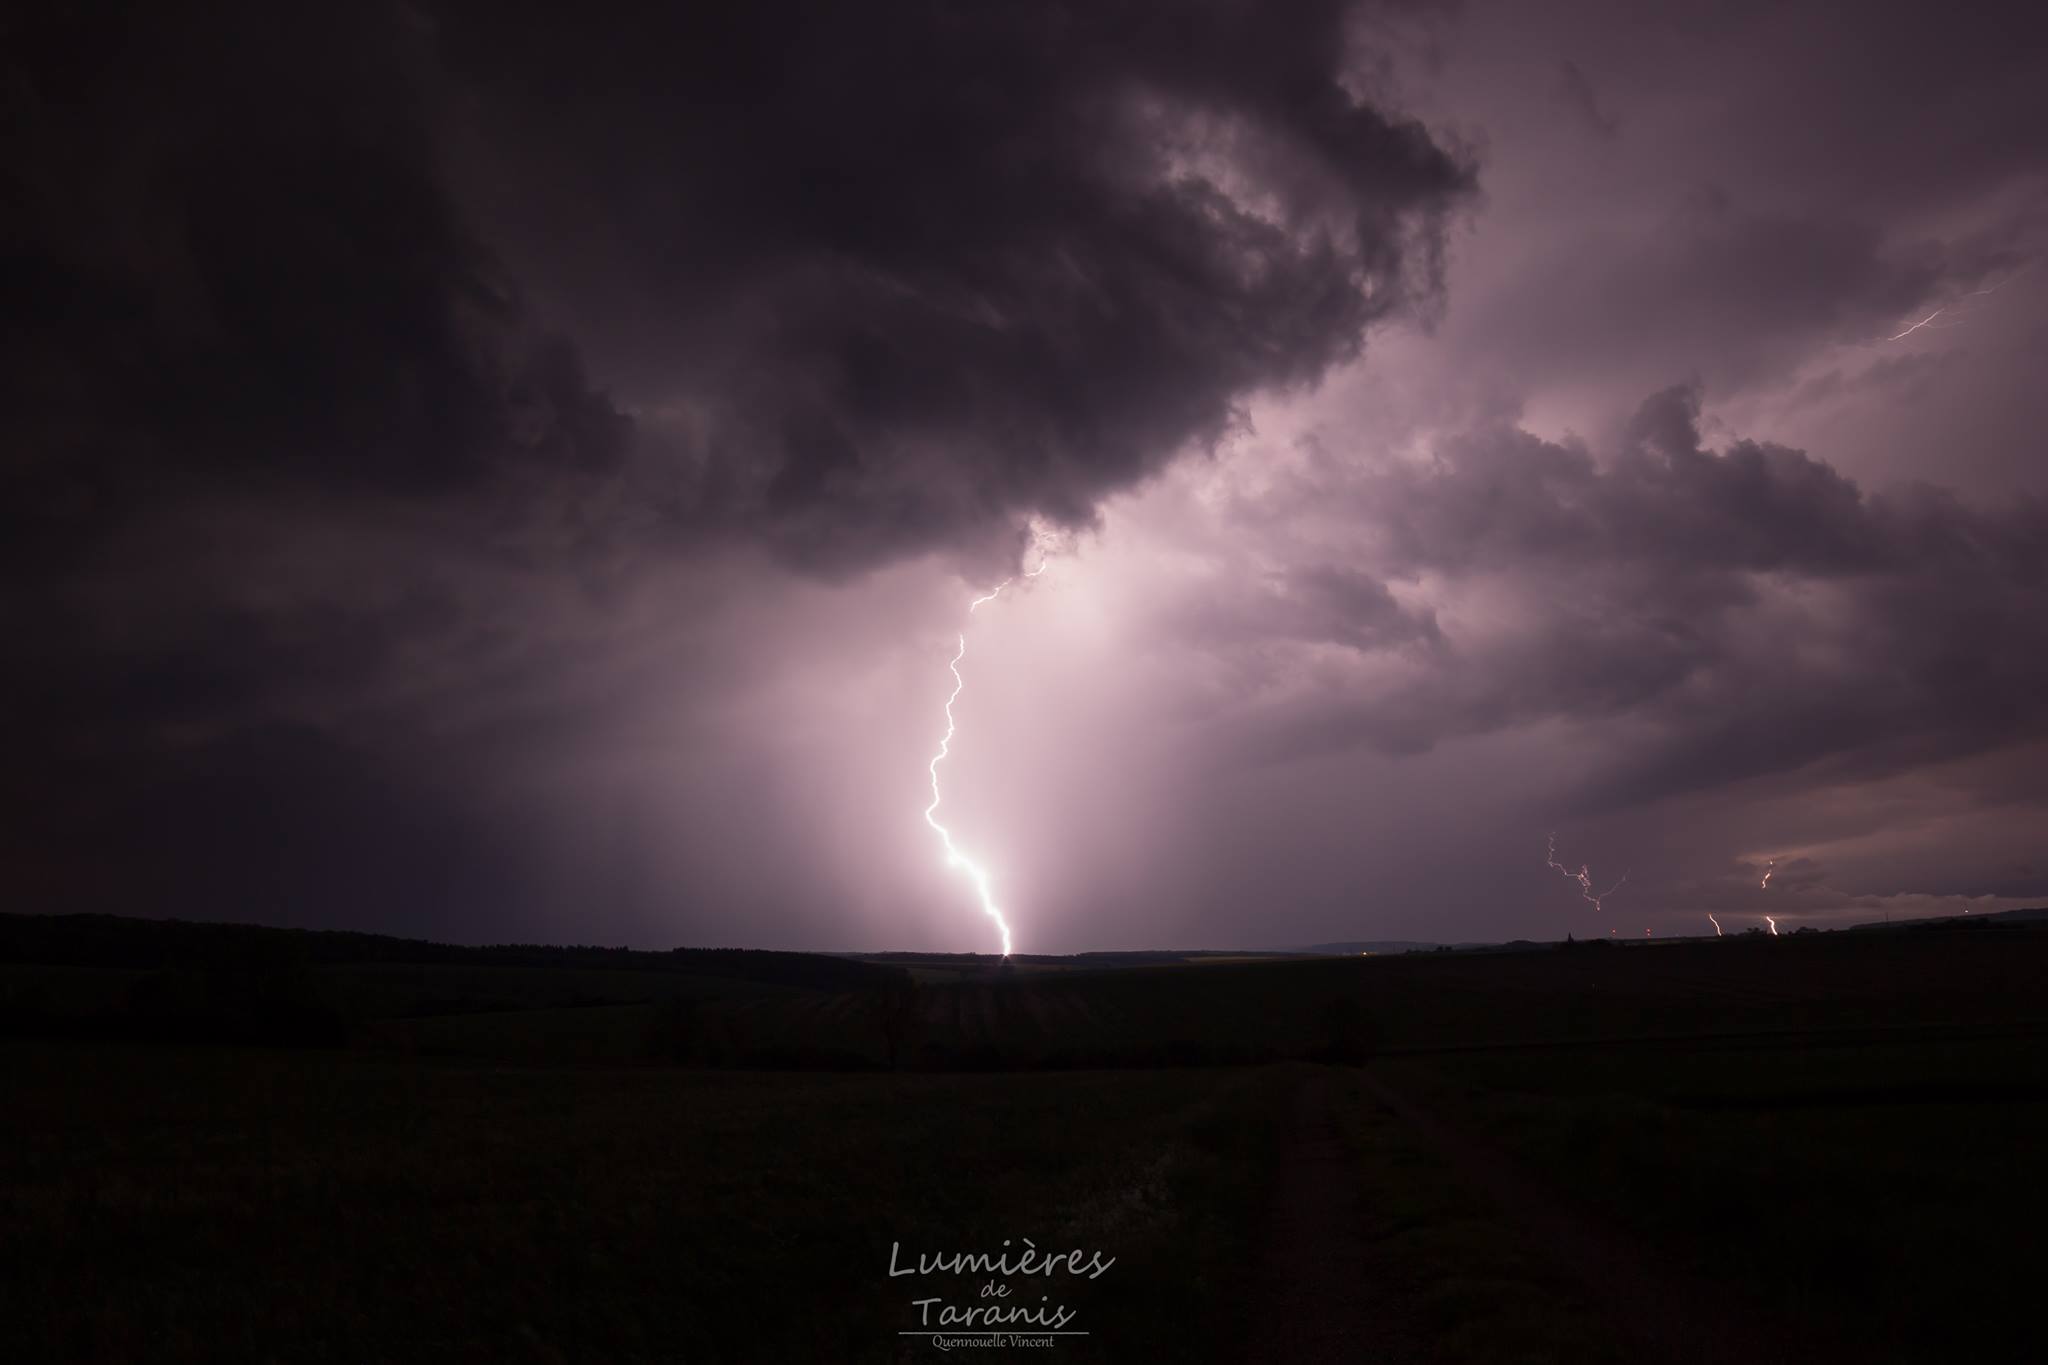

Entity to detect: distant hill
[0,911,900,994]
[1848,906,2048,932]
[1296,941,1444,956]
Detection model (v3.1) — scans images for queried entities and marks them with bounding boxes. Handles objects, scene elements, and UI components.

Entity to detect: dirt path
[1241,1072,1425,1365]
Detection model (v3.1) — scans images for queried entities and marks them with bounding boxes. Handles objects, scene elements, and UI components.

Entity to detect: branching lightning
[1546,833,1628,912]
[922,558,1049,957]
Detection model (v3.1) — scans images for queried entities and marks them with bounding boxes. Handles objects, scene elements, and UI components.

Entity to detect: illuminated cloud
[4,0,2044,948]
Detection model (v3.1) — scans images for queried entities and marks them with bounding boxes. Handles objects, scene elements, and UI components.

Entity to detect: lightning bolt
[1761,858,1774,890]
[1709,912,1723,937]
[1886,308,1945,342]
[1546,832,1628,912]
[923,560,1049,957]
[1883,262,2034,342]
[1765,915,1779,937]
[1965,261,2035,297]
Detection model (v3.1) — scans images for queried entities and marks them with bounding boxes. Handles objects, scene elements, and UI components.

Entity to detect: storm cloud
[3,0,2043,949]
[436,0,1475,568]
[2,0,1473,932]
[1182,387,2048,812]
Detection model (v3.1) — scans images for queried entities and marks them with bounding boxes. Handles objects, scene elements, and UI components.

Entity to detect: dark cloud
[7,0,2043,949]
[1209,386,2048,809]
[1,0,1471,928]
[434,0,1475,569]
[1,2,631,568]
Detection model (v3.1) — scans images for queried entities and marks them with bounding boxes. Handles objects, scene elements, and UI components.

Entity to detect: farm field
[1373,1031,2048,1365]
[0,1045,1292,1364]
[5,913,2046,1362]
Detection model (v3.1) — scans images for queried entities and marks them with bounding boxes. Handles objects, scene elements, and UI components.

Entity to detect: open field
[5,912,2046,1362]
[609,929,2048,1071]
[1376,1033,2048,1364]
[0,1046,1292,1364]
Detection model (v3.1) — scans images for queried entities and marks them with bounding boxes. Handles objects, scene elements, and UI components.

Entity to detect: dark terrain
[3,912,2043,1363]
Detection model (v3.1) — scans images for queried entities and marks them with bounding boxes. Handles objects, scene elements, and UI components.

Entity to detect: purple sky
[8,0,2046,951]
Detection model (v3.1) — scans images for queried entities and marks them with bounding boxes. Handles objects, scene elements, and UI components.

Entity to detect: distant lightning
[1966,261,2035,297]
[1761,859,1774,890]
[1885,308,1945,342]
[922,558,1049,957]
[1884,262,2034,342]
[1765,915,1779,937]
[1546,833,1628,912]
[1709,913,1723,937]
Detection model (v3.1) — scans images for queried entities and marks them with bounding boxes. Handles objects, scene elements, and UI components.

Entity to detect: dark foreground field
[4,914,2045,1363]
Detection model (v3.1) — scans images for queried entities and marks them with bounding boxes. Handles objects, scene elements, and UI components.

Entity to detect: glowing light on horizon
[1709,913,1723,937]
[1761,859,1774,890]
[922,556,1050,957]
[1546,833,1629,912]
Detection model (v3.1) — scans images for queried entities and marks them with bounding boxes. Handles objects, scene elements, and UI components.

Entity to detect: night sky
[8,0,2046,952]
